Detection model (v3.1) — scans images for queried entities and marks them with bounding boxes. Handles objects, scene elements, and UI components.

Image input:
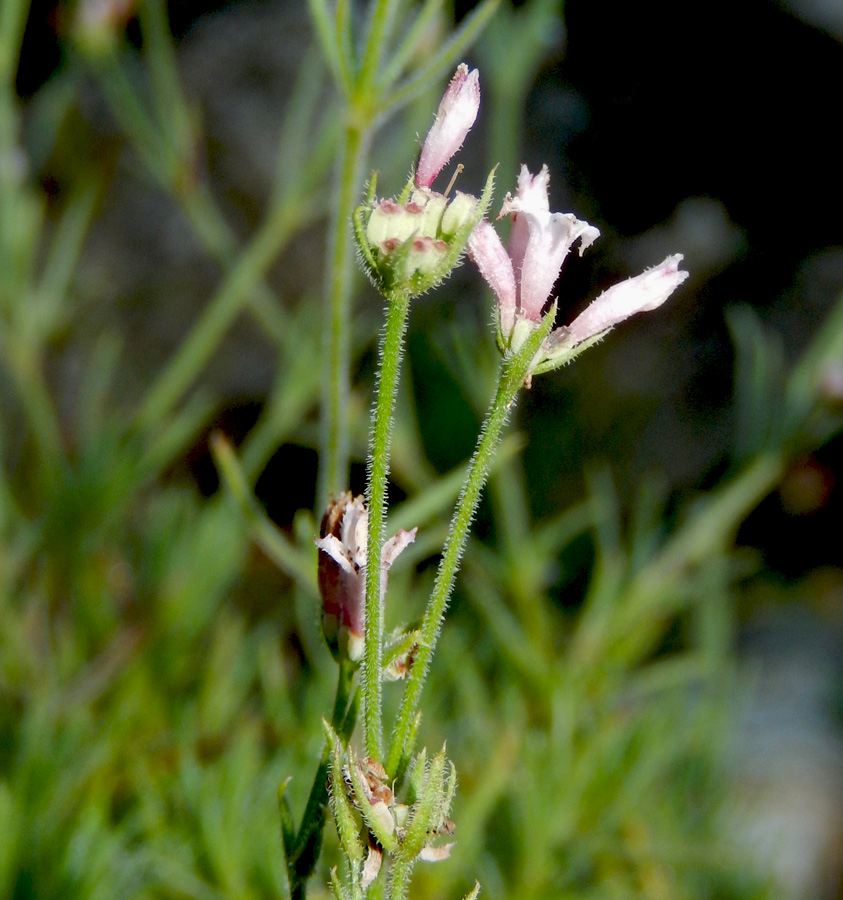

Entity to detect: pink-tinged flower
[355,66,491,296]
[562,254,689,347]
[315,493,416,663]
[469,164,688,374]
[416,64,480,189]
[467,219,517,333]
[500,166,600,321]
[468,164,599,341]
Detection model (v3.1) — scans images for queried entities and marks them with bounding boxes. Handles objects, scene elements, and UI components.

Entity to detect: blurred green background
[2,0,842,898]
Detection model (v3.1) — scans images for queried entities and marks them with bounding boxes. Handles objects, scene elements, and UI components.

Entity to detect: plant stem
[363,286,412,762]
[387,855,415,900]
[318,121,369,508]
[385,312,554,777]
[288,660,357,900]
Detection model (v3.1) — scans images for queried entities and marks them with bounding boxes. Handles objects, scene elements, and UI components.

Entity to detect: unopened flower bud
[412,190,448,238]
[356,179,492,296]
[416,64,480,189]
[407,236,448,276]
[366,199,425,250]
[440,191,479,236]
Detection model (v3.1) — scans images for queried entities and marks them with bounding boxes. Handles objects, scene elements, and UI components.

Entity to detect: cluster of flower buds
[354,65,495,297]
[468,164,689,377]
[325,721,457,891]
[315,493,416,663]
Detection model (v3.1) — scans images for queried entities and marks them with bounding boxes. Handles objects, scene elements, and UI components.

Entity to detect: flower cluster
[354,65,494,297]
[326,726,457,891]
[469,164,689,376]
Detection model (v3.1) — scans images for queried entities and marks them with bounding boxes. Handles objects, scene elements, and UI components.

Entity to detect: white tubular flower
[468,164,599,350]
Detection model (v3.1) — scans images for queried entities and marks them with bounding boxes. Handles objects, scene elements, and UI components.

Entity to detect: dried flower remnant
[315,493,416,662]
[468,164,688,376]
[327,733,458,891]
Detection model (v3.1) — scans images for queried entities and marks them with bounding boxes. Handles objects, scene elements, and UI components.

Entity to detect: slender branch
[318,121,369,508]
[363,286,413,761]
[288,660,357,900]
[385,310,554,777]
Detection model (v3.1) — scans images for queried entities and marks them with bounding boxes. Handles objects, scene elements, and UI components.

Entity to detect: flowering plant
[5,1,842,899]
[314,64,688,900]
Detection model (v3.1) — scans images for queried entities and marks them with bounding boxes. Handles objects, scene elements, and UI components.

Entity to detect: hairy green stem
[363,286,412,761]
[387,855,414,900]
[288,660,357,900]
[385,312,554,777]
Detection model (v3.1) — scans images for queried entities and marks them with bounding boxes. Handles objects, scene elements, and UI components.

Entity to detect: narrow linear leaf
[324,723,365,865]
[334,0,355,92]
[381,0,446,88]
[278,778,296,861]
[462,881,482,900]
[306,0,346,92]
[399,748,446,861]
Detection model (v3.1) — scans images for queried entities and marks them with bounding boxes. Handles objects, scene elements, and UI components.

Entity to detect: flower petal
[501,165,599,321]
[566,254,688,345]
[467,220,517,336]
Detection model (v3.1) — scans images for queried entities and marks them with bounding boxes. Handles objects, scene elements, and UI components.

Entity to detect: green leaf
[278,778,296,861]
[383,0,501,119]
[323,722,365,866]
[398,747,446,861]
